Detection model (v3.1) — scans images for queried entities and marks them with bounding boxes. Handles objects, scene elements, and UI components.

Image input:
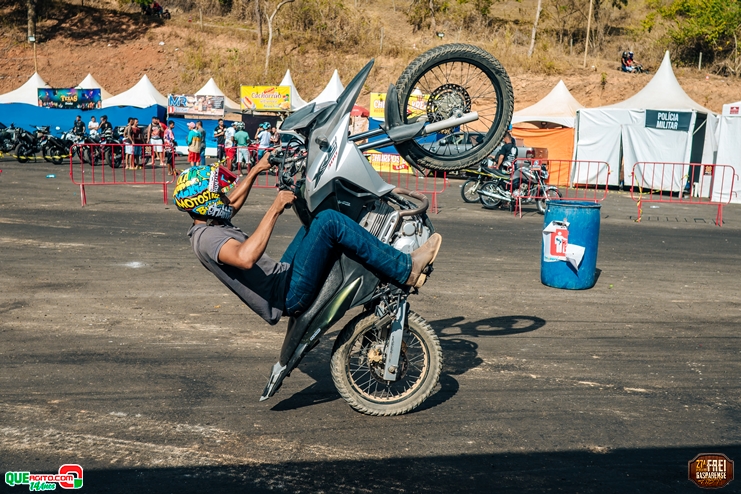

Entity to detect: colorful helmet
[261,121,270,129]
[173,165,236,220]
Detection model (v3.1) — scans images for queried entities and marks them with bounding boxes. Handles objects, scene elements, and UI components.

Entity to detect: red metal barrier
[69,143,178,207]
[630,162,738,226]
[374,170,447,214]
[504,159,610,217]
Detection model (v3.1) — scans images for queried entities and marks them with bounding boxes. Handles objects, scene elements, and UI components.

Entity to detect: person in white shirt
[257,122,272,160]
[88,116,100,136]
[224,122,236,172]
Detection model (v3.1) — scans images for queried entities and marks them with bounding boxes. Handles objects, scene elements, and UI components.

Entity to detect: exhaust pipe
[423,112,479,135]
[478,189,511,202]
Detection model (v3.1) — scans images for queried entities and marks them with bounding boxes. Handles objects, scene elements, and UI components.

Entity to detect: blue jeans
[282,210,412,316]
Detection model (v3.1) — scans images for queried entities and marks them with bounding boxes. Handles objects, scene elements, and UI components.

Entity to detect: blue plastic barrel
[541,201,601,290]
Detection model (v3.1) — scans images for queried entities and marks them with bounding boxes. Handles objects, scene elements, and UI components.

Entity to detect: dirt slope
[1,1,739,112]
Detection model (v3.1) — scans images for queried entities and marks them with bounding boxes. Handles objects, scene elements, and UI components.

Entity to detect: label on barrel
[543,221,569,263]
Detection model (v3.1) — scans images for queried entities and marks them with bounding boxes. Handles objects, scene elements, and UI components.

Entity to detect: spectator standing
[214,119,226,162]
[123,117,134,170]
[73,115,86,137]
[164,120,178,175]
[269,124,280,146]
[196,120,207,165]
[257,122,271,160]
[131,117,143,169]
[88,116,99,136]
[187,122,201,165]
[233,122,250,172]
[224,121,236,172]
[146,116,165,168]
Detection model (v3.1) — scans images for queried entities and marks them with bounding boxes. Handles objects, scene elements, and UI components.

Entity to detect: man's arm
[223,152,272,214]
[217,191,295,269]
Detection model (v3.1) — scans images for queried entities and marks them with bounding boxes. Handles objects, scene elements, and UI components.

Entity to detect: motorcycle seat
[483,167,510,179]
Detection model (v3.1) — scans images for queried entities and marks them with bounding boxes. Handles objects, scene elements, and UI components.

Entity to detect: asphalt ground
[0,157,740,493]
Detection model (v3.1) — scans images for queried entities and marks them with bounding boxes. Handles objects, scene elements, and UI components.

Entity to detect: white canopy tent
[279,69,307,111]
[512,80,584,128]
[76,73,113,100]
[574,52,718,190]
[195,78,240,113]
[103,74,167,108]
[713,100,741,204]
[0,73,50,106]
[311,70,344,105]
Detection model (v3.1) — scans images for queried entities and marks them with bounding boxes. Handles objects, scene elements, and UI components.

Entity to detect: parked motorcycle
[460,158,503,202]
[259,43,513,415]
[0,124,19,154]
[15,126,48,163]
[478,161,561,214]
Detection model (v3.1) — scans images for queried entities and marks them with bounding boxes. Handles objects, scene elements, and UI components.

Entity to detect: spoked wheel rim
[402,59,505,162]
[461,179,481,202]
[346,323,430,404]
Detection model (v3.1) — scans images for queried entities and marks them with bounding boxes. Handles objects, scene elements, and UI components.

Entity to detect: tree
[645,0,741,72]
[255,0,263,46]
[264,0,295,77]
[407,0,449,33]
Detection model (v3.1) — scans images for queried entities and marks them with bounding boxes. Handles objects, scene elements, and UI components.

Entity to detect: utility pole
[582,0,594,68]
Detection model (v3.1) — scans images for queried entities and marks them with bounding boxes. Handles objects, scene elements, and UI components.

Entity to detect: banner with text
[364,151,414,174]
[240,86,291,112]
[38,88,102,109]
[645,110,692,132]
[168,94,225,117]
[369,92,429,120]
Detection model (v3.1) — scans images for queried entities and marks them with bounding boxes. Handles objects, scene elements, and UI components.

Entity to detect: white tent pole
[582,0,593,69]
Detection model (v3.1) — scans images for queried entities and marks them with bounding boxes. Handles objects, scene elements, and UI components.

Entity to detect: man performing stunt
[173,154,442,325]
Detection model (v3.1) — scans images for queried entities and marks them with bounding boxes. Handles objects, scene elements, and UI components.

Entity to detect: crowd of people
[185,118,279,174]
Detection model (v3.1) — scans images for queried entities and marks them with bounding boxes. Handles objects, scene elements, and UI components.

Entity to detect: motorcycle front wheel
[479,181,503,209]
[331,311,442,416]
[16,145,30,163]
[394,43,513,171]
[461,178,483,203]
[536,186,562,214]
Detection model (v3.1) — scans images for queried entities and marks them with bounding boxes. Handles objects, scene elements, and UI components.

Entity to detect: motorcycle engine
[360,200,431,253]
[392,219,431,254]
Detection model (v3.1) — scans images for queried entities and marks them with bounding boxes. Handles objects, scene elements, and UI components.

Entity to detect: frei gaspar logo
[689,453,734,489]
[5,464,83,491]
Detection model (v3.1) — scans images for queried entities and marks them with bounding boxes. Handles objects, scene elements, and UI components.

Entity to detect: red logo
[731,106,739,115]
[549,227,568,258]
[58,464,83,489]
[689,453,734,489]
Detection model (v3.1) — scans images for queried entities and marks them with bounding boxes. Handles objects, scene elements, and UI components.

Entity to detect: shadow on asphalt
[82,444,741,493]
[270,316,545,414]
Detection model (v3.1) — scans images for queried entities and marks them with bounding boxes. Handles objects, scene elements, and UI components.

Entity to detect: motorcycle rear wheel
[394,43,513,171]
[479,181,503,209]
[331,310,442,416]
[536,186,562,214]
[461,178,482,203]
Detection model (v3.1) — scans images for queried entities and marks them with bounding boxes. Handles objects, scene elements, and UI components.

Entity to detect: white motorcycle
[261,44,513,415]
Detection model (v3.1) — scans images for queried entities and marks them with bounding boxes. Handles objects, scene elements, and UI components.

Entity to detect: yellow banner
[364,151,414,174]
[370,92,429,119]
[240,86,291,111]
[370,92,386,119]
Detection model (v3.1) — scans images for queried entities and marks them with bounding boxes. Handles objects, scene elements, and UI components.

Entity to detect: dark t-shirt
[188,223,290,325]
[214,125,226,145]
[496,142,518,168]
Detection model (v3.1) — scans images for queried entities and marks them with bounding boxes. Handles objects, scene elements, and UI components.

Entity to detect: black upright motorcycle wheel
[461,178,482,203]
[478,181,503,209]
[16,145,30,163]
[330,310,442,416]
[41,144,51,162]
[394,44,514,171]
